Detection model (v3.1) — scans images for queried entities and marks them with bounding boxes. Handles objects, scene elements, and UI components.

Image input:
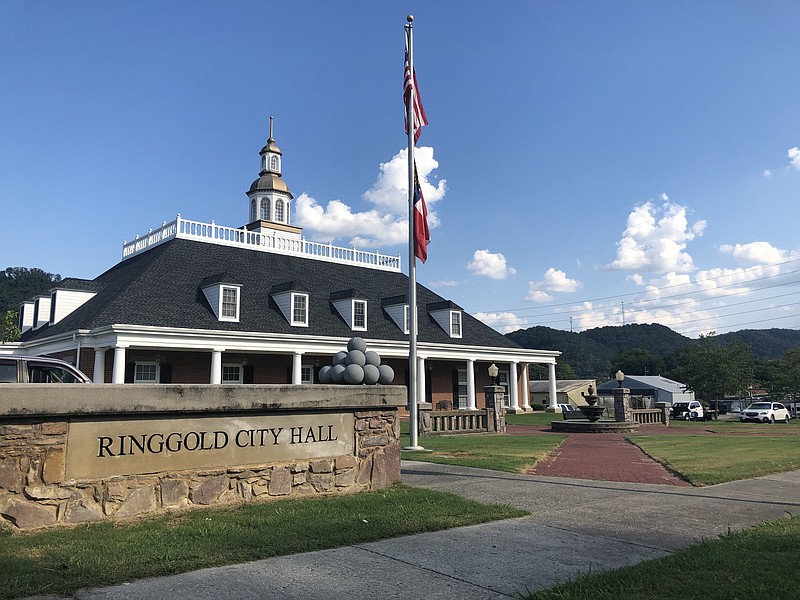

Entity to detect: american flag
[413,164,430,263]
[404,43,428,144]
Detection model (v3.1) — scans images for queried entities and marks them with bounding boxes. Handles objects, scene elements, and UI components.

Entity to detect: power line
[483,259,800,317]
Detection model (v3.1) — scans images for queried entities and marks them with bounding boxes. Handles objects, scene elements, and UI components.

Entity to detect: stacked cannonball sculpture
[318,337,394,385]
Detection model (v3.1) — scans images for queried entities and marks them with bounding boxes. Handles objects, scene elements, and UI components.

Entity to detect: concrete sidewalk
[34,462,800,600]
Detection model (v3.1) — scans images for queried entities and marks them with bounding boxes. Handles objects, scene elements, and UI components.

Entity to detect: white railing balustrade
[121,215,401,271]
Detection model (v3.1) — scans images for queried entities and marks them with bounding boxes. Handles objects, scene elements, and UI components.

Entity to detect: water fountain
[550,384,638,433]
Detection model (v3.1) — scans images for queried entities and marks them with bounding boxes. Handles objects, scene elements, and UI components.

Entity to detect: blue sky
[2,1,799,338]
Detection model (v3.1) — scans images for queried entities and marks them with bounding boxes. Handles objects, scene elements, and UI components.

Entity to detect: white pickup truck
[671,400,706,421]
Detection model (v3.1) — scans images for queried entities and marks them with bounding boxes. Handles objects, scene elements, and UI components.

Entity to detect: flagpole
[404,15,423,451]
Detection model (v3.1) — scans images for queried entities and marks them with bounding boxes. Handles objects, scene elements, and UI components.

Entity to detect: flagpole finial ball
[407,15,414,23]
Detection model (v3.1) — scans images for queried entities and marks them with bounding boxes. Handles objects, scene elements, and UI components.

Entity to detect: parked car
[671,400,705,420]
[740,402,791,424]
[0,355,91,384]
[557,403,576,412]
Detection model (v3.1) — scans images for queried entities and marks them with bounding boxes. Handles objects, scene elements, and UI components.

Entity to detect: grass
[401,429,566,472]
[0,485,527,599]
[630,434,800,485]
[525,514,800,600]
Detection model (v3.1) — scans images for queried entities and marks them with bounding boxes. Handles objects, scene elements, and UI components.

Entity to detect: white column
[521,364,531,410]
[111,346,126,384]
[417,357,426,404]
[292,352,303,385]
[548,363,558,410]
[466,359,476,409]
[210,350,223,384]
[509,361,520,411]
[92,348,106,384]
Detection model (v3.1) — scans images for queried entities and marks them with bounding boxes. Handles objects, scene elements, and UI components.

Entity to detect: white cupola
[245,117,301,238]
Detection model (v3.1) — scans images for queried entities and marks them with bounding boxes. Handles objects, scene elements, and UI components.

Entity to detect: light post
[488,363,499,386]
[615,370,625,388]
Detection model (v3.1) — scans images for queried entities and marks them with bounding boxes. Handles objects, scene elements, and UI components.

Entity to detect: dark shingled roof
[20,237,522,349]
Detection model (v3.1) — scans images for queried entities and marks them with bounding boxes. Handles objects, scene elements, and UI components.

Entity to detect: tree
[0,267,61,314]
[529,361,578,381]
[766,347,800,402]
[668,335,754,401]
[611,347,665,378]
[1,309,20,343]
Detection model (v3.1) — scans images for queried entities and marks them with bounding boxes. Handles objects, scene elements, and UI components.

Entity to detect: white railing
[121,215,402,272]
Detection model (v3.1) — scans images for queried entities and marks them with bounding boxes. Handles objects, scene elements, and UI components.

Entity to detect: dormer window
[200,275,242,322]
[270,283,310,328]
[353,300,367,330]
[427,300,463,339]
[381,295,409,334]
[331,289,368,331]
[292,293,308,326]
[221,287,239,319]
[451,311,462,337]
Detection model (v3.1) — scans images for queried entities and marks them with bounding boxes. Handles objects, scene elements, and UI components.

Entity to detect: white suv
[740,402,791,424]
[0,356,91,384]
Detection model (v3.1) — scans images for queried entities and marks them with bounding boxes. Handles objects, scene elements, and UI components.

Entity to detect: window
[261,155,266,171]
[270,155,279,171]
[221,287,239,319]
[450,311,462,337]
[134,362,159,384]
[275,199,284,222]
[301,365,314,384]
[222,364,243,384]
[250,198,256,222]
[353,300,367,330]
[260,198,270,220]
[292,293,308,326]
[498,370,510,406]
[455,369,468,409]
[0,360,17,383]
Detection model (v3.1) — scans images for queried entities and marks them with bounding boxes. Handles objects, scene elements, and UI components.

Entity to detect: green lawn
[0,485,527,599]
[401,429,565,472]
[630,434,800,485]
[525,514,800,600]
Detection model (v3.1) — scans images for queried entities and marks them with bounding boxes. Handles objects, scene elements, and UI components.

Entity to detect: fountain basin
[551,420,639,433]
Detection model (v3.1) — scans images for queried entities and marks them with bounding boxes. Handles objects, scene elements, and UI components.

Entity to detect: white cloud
[293,146,446,249]
[363,146,446,218]
[608,199,706,273]
[720,241,794,265]
[763,169,772,178]
[525,268,583,302]
[474,311,529,334]
[789,147,800,170]
[467,249,516,280]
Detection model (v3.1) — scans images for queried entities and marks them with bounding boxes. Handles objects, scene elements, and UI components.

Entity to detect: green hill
[506,324,800,378]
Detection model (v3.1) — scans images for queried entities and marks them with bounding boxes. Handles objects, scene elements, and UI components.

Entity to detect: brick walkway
[526,432,691,486]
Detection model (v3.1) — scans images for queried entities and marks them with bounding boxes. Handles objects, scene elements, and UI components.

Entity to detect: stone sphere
[318,365,332,384]
[347,337,368,353]
[346,349,366,367]
[363,364,380,385]
[330,363,347,384]
[344,363,365,384]
[364,350,381,367]
[333,351,348,366]
[378,364,395,384]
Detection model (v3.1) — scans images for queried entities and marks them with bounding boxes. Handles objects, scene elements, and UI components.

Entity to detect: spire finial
[268,116,274,143]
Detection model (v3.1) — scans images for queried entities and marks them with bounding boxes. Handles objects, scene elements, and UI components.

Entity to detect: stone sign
[66,412,356,480]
